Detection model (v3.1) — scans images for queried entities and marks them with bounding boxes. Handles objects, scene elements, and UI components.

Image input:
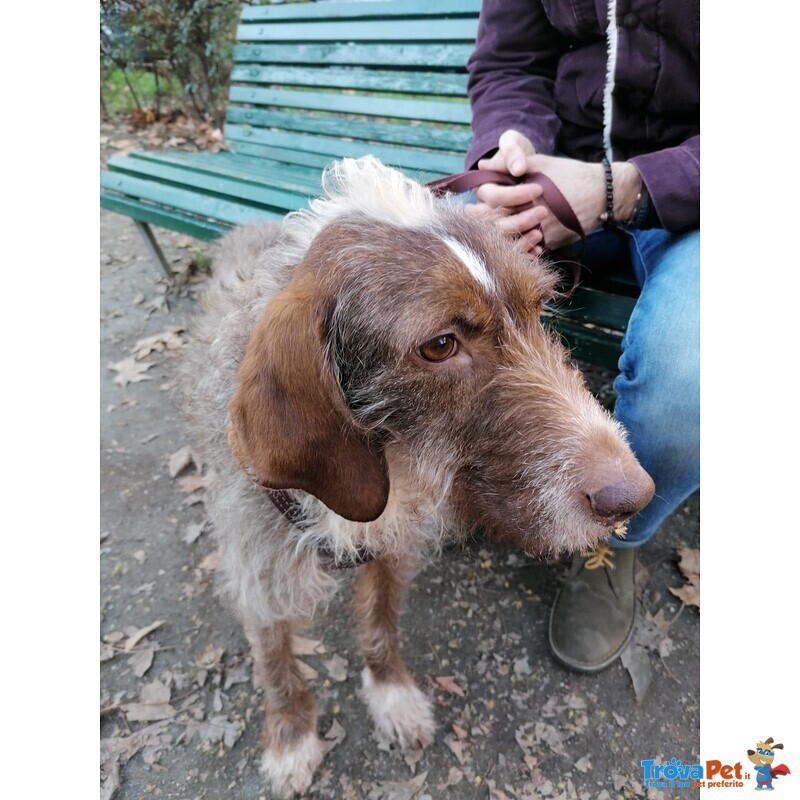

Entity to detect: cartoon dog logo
[747,738,791,791]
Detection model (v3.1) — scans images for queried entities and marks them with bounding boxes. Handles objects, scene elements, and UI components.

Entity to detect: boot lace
[584,543,615,570]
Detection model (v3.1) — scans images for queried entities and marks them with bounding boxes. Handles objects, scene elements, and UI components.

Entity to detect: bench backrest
[227,0,481,180]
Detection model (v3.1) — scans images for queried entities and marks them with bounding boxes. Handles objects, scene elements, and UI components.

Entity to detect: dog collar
[264,487,375,571]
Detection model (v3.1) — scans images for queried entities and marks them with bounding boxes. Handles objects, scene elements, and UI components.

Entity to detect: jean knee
[615,327,699,459]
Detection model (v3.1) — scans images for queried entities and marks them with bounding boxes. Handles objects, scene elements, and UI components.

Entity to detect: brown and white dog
[181,157,653,797]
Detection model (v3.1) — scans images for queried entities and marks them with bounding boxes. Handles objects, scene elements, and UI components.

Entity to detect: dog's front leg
[247,620,325,798]
[354,558,435,750]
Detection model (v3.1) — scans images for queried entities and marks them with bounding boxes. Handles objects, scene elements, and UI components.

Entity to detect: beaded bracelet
[600,156,614,228]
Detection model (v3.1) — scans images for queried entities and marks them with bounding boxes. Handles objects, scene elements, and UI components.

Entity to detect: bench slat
[100,194,231,240]
[226,107,471,151]
[106,155,312,211]
[228,86,470,124]
[237,19,478,43]
[241,0,481,23]
[233,43,474,68]
[226,125,465,174]
[547,319,623,371]
[101,172,278,226]
[230,65,468,96]
[128,151,323,193]
[546,287,635,332]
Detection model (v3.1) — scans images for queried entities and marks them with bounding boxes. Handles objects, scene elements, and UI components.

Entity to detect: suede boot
[549,544,636,672]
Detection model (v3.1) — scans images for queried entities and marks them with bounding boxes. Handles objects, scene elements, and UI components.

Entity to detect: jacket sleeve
[465,0,567,169]
[630,135,700,231]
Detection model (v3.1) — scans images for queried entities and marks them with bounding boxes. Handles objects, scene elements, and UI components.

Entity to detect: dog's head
[229,157,653,554]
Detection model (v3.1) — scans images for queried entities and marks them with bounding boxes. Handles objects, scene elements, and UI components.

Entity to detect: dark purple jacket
[466,0,699,231]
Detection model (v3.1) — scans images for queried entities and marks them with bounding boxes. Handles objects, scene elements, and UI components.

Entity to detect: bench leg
[134,220,172,279]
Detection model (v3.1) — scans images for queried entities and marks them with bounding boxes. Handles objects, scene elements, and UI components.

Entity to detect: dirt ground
[100,121,700,800]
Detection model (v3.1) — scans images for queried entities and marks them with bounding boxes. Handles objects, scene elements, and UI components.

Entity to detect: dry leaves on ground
[621,607,678,702]
[367,771,428,800]
[670,545,700,608]
[168,445,196,477]
[132,326,186,360]
[122,679,176,722]
[109,357,155,387]
[435,675,465,697]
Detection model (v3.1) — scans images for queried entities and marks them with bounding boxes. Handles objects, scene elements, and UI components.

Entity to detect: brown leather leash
[426,169,585,294]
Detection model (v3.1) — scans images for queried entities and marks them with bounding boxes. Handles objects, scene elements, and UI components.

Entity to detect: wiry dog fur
[181,157,653,797]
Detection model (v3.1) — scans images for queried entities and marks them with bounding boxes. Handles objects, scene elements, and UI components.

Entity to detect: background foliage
[100,0,244,126]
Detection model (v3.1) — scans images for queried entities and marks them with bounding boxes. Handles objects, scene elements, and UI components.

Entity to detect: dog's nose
[583,458,655,523]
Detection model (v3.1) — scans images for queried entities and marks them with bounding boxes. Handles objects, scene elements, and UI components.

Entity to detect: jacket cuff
[629,144,699,231]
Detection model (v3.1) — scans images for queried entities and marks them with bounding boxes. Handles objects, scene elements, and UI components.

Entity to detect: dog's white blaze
[442,237,495,293]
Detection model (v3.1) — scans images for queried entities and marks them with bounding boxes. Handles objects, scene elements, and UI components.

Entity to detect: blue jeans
[580,227,700,547]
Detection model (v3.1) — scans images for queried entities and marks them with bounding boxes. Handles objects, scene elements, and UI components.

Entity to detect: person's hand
[471,130,550,255]
[471,130,643,253]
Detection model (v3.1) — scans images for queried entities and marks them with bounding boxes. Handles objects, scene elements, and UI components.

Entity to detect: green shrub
[100,0,241,126]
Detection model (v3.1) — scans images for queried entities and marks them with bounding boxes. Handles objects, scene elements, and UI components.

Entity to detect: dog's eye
[418,334,457,362]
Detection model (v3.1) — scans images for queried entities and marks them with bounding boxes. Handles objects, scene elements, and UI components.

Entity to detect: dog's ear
[229,274,389,522]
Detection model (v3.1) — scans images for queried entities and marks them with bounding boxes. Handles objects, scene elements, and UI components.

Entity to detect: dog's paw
[260,732,325,798]
[361,667,436,751]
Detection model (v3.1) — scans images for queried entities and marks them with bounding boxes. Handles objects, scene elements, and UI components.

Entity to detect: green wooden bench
[100,0,637,370]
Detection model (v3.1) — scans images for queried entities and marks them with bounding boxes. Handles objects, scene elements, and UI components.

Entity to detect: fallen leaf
[132,326,185,359]
[441,767,464,789]
[620,641,653,703]
[108,357,155,387]
[122,700,175,723]
[296,658,318,681]
[196,643,225,671]
[435,675,465,698]
[99,762,120,800]
[223,657,251,690]
[291,635,327,656]
[669,582,700,608]
[323,653,349,682]
[367,771,428,800]
[168,445,195,478]
[533,721,568,757]
[198,550,220,571]
[129,649,155,678]
[101,642,116,662]
[124,620,165,652]
[184,715,244,748]
[513,655,532,676]
[444,734,466,764]
[612,772,628,791]
[575,755,591,773]
[178,473,205,494]
[487,780,512,800]
[612,711,627,727]
[670,545,700,608]
[183,519,207,544]
[141,679,171,705]
[321,718,347,755]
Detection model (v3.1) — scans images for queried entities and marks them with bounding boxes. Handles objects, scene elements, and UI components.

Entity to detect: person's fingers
[493,204,550,235]
[519,227,545,254]
[498,130,536,176]
[473,181,544,208]
[477,130,536,176]
[476,151,509,173]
